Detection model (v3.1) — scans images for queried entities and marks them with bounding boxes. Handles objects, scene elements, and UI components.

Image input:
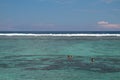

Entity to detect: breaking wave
[0,33,120,36]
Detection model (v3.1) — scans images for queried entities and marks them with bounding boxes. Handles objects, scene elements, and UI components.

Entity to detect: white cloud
[97,21,108,25]
[97,21,120,28]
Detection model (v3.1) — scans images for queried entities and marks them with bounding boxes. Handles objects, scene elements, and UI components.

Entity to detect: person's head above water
[67,55,72,58]
[91,58,95,62]
[67,55,72,60]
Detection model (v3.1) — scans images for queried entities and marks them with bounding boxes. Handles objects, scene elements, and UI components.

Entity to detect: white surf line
[0,33,120,36]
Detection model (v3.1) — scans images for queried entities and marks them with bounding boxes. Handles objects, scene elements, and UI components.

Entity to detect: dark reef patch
[0,63,10,68]
[0,55,120,73]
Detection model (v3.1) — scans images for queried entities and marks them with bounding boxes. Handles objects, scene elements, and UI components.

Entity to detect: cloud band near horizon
[97,21,120,28]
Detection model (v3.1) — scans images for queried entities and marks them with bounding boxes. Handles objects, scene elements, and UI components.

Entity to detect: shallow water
[0,36,120,80]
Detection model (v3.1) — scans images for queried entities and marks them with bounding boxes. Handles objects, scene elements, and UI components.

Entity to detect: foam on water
[0,33,120,36]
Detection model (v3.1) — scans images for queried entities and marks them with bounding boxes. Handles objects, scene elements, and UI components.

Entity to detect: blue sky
[0,0,120,31]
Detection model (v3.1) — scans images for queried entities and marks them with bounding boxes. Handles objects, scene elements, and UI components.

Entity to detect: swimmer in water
[91,58,95,63]
[67,55,72,60]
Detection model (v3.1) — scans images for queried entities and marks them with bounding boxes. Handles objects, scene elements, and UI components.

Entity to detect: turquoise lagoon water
[0,36,120,80]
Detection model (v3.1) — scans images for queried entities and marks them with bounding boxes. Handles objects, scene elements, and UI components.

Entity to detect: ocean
[0,31,120,80]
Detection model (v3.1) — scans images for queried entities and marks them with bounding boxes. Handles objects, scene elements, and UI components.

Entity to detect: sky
[0,0,120,31]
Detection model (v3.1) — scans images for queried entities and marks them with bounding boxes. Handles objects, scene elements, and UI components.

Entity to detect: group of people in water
[67,55,95,63]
